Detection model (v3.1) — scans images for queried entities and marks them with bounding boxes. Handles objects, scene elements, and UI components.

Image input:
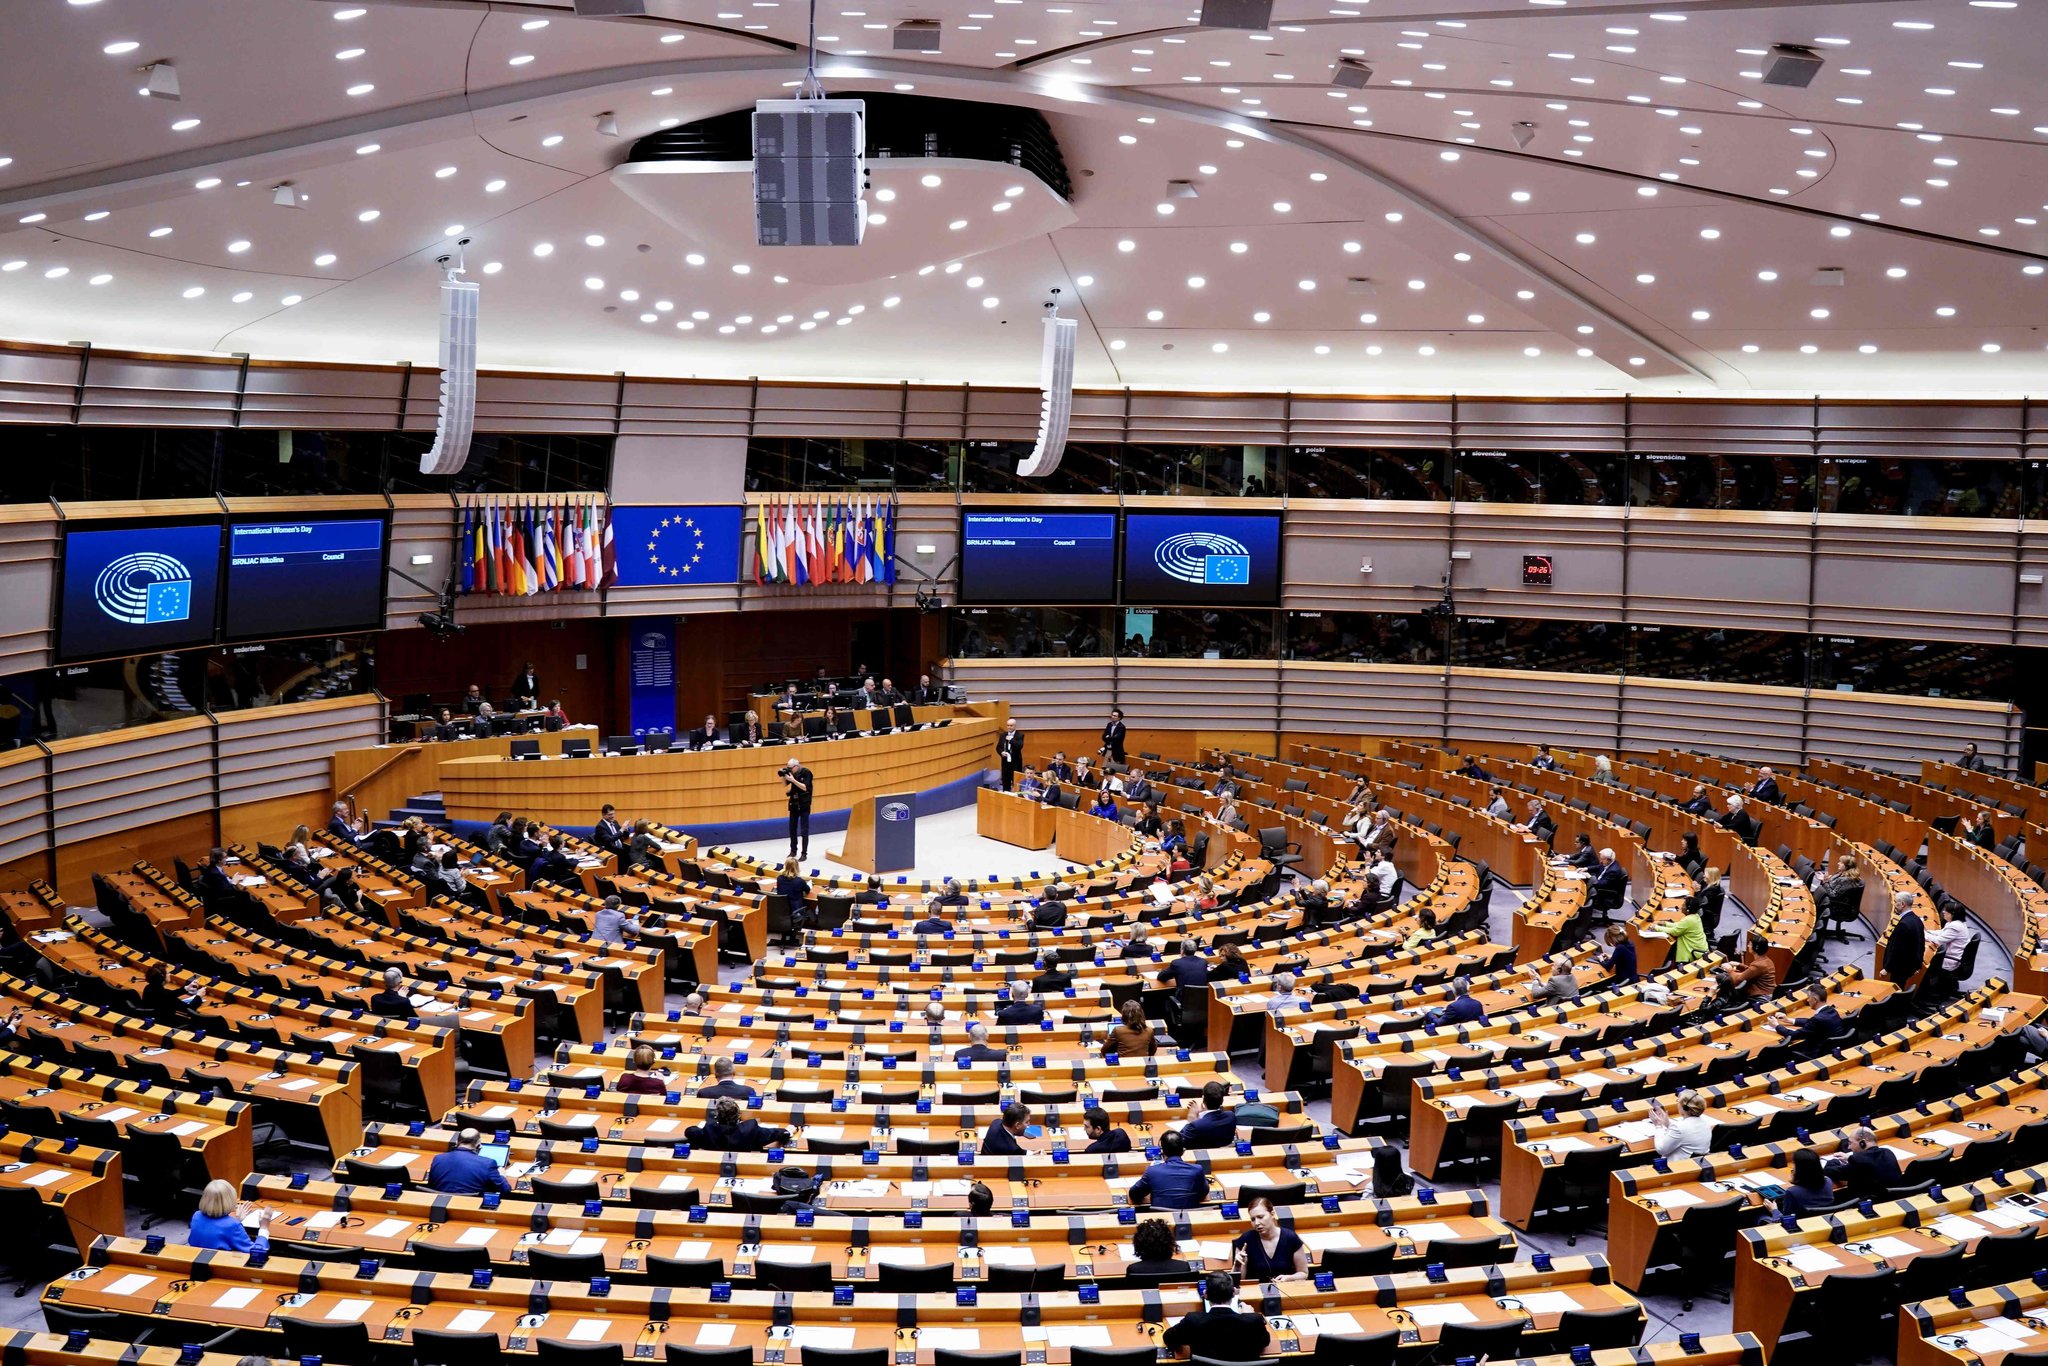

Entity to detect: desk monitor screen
[55,518,225,662]
[1119,511,1282,606]
[608,736,640,755]
[479,1142,510,1167]
[508,738,540,759]
[960,509,1118,604]
[223,514,389,641]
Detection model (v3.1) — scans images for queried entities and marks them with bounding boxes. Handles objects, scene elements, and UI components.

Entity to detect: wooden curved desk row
[437,717,1001,828]
[1498,983,2041,1232]
[51,1236,1635,1362]
[231,1173,1511,1285]
[0,1128,125,1258]
[0,1050,253,1186]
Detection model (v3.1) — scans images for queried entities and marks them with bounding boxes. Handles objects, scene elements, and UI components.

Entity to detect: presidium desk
[431,711,1003,831]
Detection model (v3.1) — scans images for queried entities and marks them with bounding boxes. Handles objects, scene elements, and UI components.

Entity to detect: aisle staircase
[374,793,445,830]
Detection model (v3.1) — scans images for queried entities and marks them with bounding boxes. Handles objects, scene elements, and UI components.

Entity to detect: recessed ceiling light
[435,166,458,179]
[91,274,114,286]
[42,266,68,279]
[1110,339,1126,350]
[1075,275,1093,287]
[621,290,641,302]
[1691,310,1711,321]
[346,83,374,96]
[1809,308,1830,319]
[1636,273,1656,284]
[335,47,365,60]
[334,6,366,16]
[181,286,204,299]
[171,117,201,131]
[480,262,501,275]
[1699,228,1721,240]
[1575,232,1596,245]
[1937,306,1956,316]
[484,179,506,193]
[103,40,139,54]
[442,224,462,237]
[356,209,380,223]
[1118,240,1136,252]
[542,135,564,148]
[508,54,535,66]
[1466,314,1485,324]
[1983,342,2002,352]
[921,174,943,188]
[1407,279,1425,290]
[684,253,705,266]
[732,263,751,274]
[1384,212,1403,223]
[194,177,220,190]
[82,210,110,222]
[522,18,550,29]
[314,252,337,266]
[1146,309,1164,321]
[1273,201,1292,213]
[1758,270,1779,281]
[1829,225,1852,238]
[1253,311,1271,323]
[227,239,250,253]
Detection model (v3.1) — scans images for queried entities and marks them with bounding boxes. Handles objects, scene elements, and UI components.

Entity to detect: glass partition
[1285,611,1445,665]
[1820,457,2020,517]
[1629,453,1816,512]
[946,607,1113,658]
[1455,450,1626,507]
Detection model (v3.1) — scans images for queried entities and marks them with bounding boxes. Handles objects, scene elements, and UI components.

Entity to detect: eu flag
[610,505,744,586]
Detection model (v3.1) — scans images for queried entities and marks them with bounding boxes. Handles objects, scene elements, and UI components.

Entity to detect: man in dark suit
[528,834,578,887]
[1458,756,1492,782]
[196,847,241,905]
[936,878,970,907]
[954,1024,1010,1065]
[876,677,904,706]
[1589,847,1629,916]
[912,900,952,936]
[685,1098,790,1152]
[1100,707,1128,763]
[781,755,813,858]
[690,715,723,750]
[593,804,627,856]
[981,1102,1031,1156]
[697,1057,757,1101]
[1563,833,1600,871]
[996,719,1025,792]
[1959,743,1988,773]
[909,674,942,705]
[1880,891,1926,986]
[1163,1274,1271,1361]
[994,995,1046,1025]
[508,664,540,709]
[460,684,488,716]
[1179,1081,1238,1150]
[1519,800,1557,844]
[1771,986,1845,1052]
[1679,785,1714,817]
[1082,1107,1132,1153]
[368,967,415,1020]
[1031,954,1073,994]
[1749,768,1783,805]
[1825,1126,1904,1196]
[1030,899,1067,929]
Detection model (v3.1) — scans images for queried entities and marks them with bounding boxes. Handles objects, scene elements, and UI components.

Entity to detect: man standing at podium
[997,718,1026,792]
[781,753,814,859]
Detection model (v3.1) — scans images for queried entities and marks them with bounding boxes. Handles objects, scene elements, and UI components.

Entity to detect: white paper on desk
[1998,1199,2048,1224]
[727,1178,773,1195]
[170,1121,206,1137]
[448,1309,496,1334]
[1736,1102,1784,1118]
[368,1218,410,1238]
[756,1246,820,1265]
[695,1325,737,1346]
[980,1246,1037,1267]
[306,1212,346,1230]
[1403,1222,1461,1243]
[670,1240,714,1260]
[1953,1325,2034,1352]
[1915,1129,1971,1147]
[565,1169,599,1183]
[407,994,437,1009]
[1540,1136,1595,1153]
[1935,1215,1992,1240]
[1862,1236,1920,1258]
[1046,1326,1114,1347]
[276,1077,319,1092]
[98,1107,139,1123]
[104,1273,155,1297]
[870,1246,929,1266]
[646,1120,680,1135]
[933,1179,975,1197]
[1606,1121,1657,1144]
[1884,1145,1924,1164]
[789,1327,858,1351]
[1786,1087,1836,1103]
[1411,1302,1478,1326]
[1308,1167,1367,1188]
[1301,1230,1361,1251]
[803,1127,845,1143]
[835,1179,892,1197]
[1643,1189,1702,1209]
[1782,1245,1842,1273]
[326,1298,374,1322]
[1300,1313,1364,1337]
[22,1170,64,1187]
[567,1319,609,1343]
[1505,1083,1554,1099]
[465,1011,496,1023]
[459,1227,498,1246]
[571,1238,604,1256]
[659,1174,693,1191]
[919,1328,983,1350]
[1515,1292,1585,1314]
[1981,1206,2044,1229]
[212,1287,261,1310]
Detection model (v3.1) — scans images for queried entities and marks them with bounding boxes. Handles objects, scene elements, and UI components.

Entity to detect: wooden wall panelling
[1815,400,2024,459]
[1805,689,2018,772]
[377,619,613,726]
[239,361,408,430]
[0,509,58,675]
[1810,513,2021,645]
[53,808,215,906]
[216,697,384,808]
[1123,392,1288,446]
[2018,525,2048,650]
[1616,678,1807,764]
[1277,662,1446,738]
[0,747,50,870]
[1622,509,1814,633]
[385,496,454,630]
[219,791,333,848]
[1115,660,1282,733]
[1447,667,1623,751]
[947,659,1114,729]
[0,342,87,424]
[1453,505,1627,623]
[619,379,753,440]
[950,386,1040,443]
[473,372,619,435]
[1286,397,1454,449]
[1283,502,1453,612]
[48,717,216,846]
[1454,399,1628,452]
[78,355,240,428]
[1625,399,1818,457]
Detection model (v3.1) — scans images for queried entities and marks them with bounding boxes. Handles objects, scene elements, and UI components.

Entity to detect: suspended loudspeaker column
[1016,291,1077,478]
[420,254,479,476]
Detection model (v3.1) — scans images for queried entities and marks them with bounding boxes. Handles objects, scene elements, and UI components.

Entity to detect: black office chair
[1428,1319,1524,1366]
[755,1259,835,1292]
[341,1157,413,1187]
[1671,1196,1751,1311]
[40,1303,133,1340]
[1317,1244,1397,1278]
[932,1351,1024,1366]
[1309,1331,1399,1366]
[645,1256,726,1287]
[1070,1350,1163,1366]
[280,1317,377,1366]
[537,1342,625,1366]
[410,1329,506,1366]
[410,1242,494,1275]
[530,1174,603,1205]
[629,1183,702,1211]
[527,1247,608,1283]
[667,1349,753,1366]
[1546,1306,1646,1355]
[799,1349,891,1366]
[873,1260,957,1292]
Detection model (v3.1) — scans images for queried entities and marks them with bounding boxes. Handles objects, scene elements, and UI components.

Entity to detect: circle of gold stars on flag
[646,514,706,579]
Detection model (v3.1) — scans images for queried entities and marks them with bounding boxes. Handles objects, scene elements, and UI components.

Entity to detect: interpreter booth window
[1455,616,1623,673]
[206,635,374,712]
[1284,446,1451,500]
[1285,612,1445,665]
[741,436,902,493]
[1812,635,2019,701]
[1454,449,1626,506]
[947,607,1113,658]
[956,441,1104,497]
[1628,453,1817,512]
[1125,608,1279,660]
[1114,444,1277,498]
[1625,625,1812,689]
[1821,456,2020,518]
[23,426,223,502]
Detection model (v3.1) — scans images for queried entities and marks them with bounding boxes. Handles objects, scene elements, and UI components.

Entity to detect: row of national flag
[458,497,614,595]
[753,495,896,586]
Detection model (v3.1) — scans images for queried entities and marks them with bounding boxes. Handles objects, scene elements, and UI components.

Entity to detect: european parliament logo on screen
[95,552,194,624]
[1121,512,1281,605]
[57,521,224,661]
[1152,531,1251,587]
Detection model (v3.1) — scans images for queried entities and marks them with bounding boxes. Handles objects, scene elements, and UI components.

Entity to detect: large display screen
[960,509,1118,604]
[56,519,225,662]
[224,515,389,640]
[1120,511,1283,605]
